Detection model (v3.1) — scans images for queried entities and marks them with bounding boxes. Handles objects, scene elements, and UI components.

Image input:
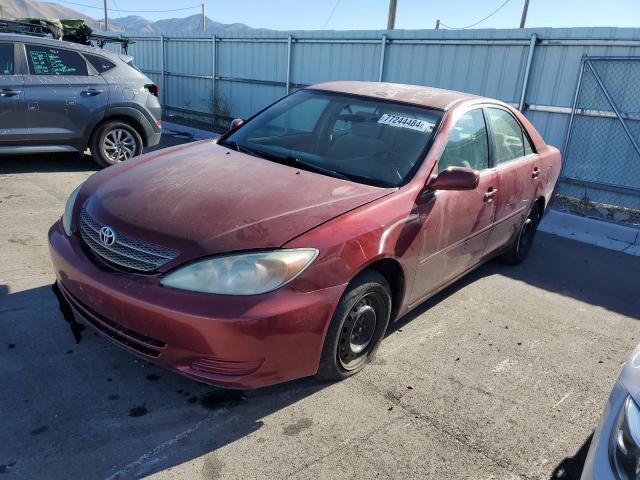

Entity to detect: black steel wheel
[501,202,541,265]
[317,270,391,381]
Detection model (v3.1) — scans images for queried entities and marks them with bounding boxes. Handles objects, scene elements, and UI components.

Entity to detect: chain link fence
[558,57,640,227]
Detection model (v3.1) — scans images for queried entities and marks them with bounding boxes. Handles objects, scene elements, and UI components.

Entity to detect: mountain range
[0,0,257,33]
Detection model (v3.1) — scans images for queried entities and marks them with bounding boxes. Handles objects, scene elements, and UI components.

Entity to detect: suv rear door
[0,41,28,144]
[22,42,108,147]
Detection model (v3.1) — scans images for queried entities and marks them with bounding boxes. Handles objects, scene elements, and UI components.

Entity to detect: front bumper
[48,220,346,389]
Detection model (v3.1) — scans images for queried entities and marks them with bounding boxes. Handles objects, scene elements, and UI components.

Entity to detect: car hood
[81,140,393,269]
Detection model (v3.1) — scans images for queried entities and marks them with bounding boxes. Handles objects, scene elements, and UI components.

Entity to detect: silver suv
[0,33,161,167]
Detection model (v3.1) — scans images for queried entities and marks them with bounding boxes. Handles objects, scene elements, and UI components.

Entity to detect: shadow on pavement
[1,283,328,479]
[549,433,593,480]
[391,231,640,335]
[0,131,195,175]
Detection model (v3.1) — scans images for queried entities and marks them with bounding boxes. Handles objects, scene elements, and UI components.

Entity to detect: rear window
[84,53,116,73]
[0,43,13,75]
[25,44,88,76]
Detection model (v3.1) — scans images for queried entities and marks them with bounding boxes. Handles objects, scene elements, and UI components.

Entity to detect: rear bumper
[48,220,345,389]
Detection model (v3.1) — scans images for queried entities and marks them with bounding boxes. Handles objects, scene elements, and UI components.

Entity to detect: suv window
[25,45,88,76]
[439,109,489,171]
[0,43,13,75]
[487,107,533,164]
[84,53,116,73]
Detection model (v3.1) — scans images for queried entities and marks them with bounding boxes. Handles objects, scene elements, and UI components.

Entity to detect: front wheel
[316,270,391,382]
[501,202,541,265]
[90,121,143,167]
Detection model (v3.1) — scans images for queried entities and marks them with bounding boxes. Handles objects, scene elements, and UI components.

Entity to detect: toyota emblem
[99,226,117,247]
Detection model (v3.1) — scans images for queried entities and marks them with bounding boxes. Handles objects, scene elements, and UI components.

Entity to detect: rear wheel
[316,270,391,381]
[501,202,541,265]
[90,120,143,167]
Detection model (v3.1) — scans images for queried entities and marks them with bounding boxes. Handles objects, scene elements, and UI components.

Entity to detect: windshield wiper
[224,140,259,157]
[284,156,352,182]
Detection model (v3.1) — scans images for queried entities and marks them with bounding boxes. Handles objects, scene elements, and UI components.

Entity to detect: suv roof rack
[0,19,134,54]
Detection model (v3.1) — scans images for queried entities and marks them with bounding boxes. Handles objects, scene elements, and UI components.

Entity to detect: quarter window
[84,53,116,74]
[487,107,533,164]
[0,43,13,75]
[439,109,489,171]
[25,45,88,76]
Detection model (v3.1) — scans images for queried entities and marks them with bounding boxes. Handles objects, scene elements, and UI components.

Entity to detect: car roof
[308,81,487,111]
[0,32,122,62]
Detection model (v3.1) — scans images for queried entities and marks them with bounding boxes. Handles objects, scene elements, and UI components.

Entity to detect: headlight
[611,396,640,479]
[160,249,318,295]
[62,183,83,236]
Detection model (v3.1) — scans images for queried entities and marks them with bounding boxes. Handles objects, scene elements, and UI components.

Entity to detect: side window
[523,130,534,155]
[25,45,88,76]
[0,43,13,75]
[84,53,116,74]
[487,107,528,164]
[439,109,489,172]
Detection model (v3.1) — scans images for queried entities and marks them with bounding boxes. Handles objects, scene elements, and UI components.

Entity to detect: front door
[0,42,28,144]
[410,108,497,304]
[484,106,540,254]
[22,43,108,146]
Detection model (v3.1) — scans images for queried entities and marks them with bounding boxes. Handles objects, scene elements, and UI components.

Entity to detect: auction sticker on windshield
[377,114,430,132]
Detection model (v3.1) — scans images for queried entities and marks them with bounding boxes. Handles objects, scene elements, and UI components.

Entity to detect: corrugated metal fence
[112,27,640,213]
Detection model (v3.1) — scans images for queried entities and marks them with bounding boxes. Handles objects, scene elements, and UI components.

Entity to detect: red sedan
[49,81,561,389]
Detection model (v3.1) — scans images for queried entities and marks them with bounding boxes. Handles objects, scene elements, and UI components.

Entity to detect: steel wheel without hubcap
[516,217,535,256]
[338,293,381,371]
[103,128,136,162]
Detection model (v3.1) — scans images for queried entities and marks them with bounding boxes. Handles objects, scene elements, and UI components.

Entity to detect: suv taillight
[145,84,159,97]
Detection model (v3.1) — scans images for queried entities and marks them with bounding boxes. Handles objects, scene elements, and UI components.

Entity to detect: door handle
[0,89,22,97]
[483,187,498,202]
[531,167,540,179]
[81,89,104,96]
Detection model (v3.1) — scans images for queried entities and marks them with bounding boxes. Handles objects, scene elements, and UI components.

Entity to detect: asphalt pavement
[2,132,640,479]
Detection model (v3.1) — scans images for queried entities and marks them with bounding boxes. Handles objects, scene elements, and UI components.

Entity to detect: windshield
[220,89,442,187]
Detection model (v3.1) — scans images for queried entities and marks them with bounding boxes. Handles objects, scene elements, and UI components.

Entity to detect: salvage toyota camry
[49,81,561,388]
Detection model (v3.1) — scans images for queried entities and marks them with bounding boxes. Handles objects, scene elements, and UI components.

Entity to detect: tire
[316,270,392,382]
[89,120,143,168]
[501,202,541,265]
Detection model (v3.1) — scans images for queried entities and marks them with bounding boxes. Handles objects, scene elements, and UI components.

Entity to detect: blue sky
[64,0,640,30]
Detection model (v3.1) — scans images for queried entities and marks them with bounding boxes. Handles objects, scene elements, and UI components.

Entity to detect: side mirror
[428,167,480,191]
[228,118,244,132]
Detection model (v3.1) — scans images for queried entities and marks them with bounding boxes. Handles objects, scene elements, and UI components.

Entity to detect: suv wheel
[90,121,143,167]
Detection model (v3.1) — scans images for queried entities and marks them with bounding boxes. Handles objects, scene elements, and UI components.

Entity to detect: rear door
[484,106,540,254]
[0,42,28,144]
[22,43,108,146]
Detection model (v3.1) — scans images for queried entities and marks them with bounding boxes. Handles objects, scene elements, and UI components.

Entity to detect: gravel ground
[1,134,640,479]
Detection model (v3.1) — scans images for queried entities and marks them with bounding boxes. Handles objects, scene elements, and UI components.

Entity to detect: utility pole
[519,0,529,28]
[387,0,397,30]
[435,19,440,29]
[103,0,108,31]
[201,3,206,32]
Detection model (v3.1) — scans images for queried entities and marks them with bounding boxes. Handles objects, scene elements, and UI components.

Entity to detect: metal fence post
[212,34,217,126]
[159,35,166,110]
[518,33,537,111]
[378,34,387,82]
[285,35,292,94]
[560,58,586,179]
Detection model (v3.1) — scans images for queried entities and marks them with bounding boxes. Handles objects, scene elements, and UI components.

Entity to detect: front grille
[79,209,178,272]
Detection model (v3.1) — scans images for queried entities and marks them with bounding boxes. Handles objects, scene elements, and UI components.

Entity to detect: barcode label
[377,114,430,132]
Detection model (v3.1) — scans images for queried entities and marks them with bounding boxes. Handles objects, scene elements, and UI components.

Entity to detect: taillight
[145,83,159,97]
